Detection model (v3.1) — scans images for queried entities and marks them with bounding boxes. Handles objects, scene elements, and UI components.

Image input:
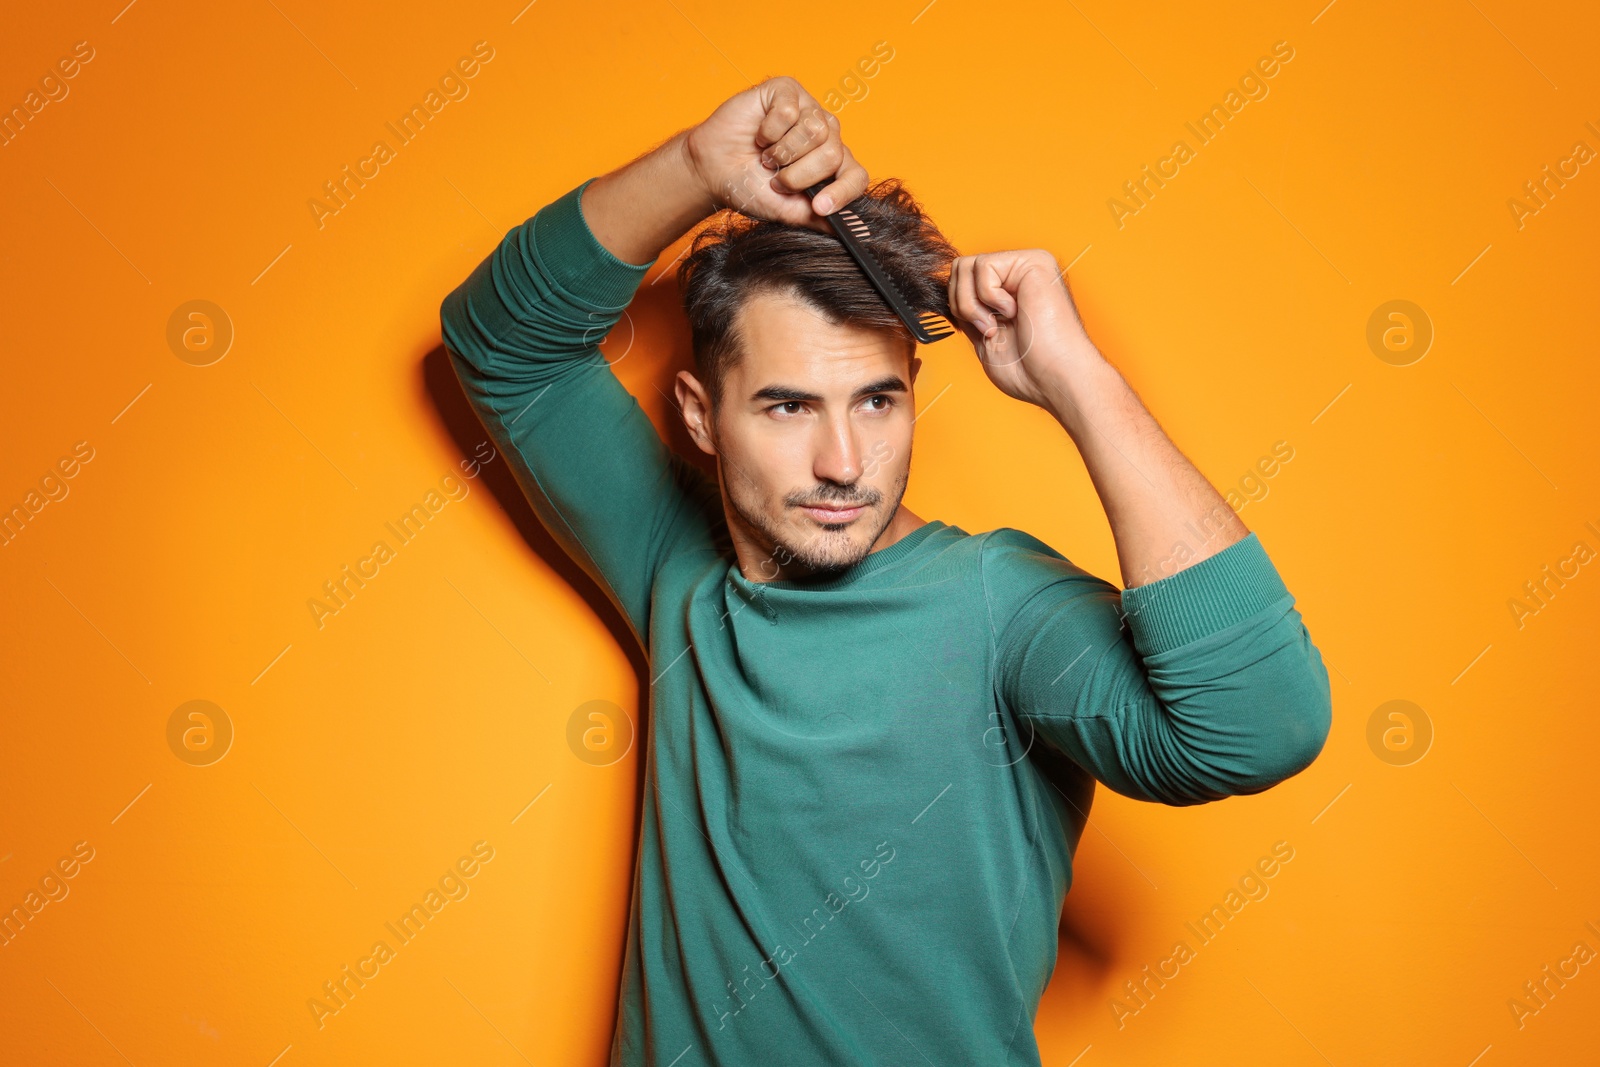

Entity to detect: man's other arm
[440,181,716,649]
[439,78,866,649]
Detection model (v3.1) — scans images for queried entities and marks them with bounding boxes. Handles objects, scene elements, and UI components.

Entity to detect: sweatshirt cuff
[527,179,656,309]
[1119,532,1291,656]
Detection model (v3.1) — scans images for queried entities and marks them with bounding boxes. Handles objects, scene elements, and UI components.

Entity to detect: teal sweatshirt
[440,180,1332,1066]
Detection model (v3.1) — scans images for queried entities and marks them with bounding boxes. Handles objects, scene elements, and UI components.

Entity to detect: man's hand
[582,77,868,265]
[946,250,1100,411]
[684,76,869,229]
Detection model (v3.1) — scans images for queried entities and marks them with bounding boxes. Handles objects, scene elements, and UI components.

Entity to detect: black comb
[805,182,956,344]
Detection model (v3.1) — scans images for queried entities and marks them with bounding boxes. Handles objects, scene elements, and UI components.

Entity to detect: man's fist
[683,76,868,230]
[947,250,1100,409]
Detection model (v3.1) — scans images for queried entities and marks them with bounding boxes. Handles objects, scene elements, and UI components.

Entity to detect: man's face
[684,290,920,581]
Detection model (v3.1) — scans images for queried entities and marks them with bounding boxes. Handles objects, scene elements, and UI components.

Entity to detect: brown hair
[678,179,958,408]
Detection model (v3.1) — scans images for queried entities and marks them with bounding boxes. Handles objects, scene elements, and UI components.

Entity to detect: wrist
[1035,344,1115,435]
[677,126,715,206]
[581,129,716,265]
[646,127,719,235]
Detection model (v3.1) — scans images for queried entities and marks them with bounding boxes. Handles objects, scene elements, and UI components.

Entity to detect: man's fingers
[770,137,844,194]
[761,103,831,168]
[811,145,867,215]
[946,256,965,326]
[739,79,869,224]
[950,253,1022,333]
[950,256,995,335]
[949,259,990,347]
[973,258,1019,320]
[755,77,803,148]
[950,256,1023,360]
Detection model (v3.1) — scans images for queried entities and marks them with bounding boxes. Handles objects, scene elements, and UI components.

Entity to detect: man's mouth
[799,503,867,524]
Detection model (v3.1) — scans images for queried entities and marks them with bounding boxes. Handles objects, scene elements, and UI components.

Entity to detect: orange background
[3,1,1598,1064]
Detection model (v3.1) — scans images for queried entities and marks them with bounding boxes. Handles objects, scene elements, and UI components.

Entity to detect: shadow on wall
[1035,748,1122,1010]
[413,260,710,747]
[416,270,705,671]
[418,338,649,691]
[419,329,652,1028]
[605,273,717,478]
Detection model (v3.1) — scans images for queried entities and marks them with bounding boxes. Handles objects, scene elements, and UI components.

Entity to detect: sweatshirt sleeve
[985,529,1332,806]
[439,179,722,651]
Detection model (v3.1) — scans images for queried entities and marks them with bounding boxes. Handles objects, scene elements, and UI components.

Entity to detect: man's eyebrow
[749,376,909,404]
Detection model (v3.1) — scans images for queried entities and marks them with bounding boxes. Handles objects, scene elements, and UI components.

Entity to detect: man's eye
[773,401,804,415]
[865,395,895,411]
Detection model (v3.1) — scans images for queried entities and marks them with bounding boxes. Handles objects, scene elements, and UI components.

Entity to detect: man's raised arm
[438,77,865,648]
[948,248,1253,590]
[953,250,1332,803]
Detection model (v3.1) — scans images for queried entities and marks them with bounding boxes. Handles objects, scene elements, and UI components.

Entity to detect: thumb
[979,316,1028,375]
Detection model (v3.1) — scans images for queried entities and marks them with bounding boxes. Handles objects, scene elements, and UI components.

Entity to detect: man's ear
[675,370,719,456]
[908,353,923,387]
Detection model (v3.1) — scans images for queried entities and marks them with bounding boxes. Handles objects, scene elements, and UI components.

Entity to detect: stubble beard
[724,444,912,581]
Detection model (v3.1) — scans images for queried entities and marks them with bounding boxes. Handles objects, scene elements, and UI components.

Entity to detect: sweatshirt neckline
[728,520,947,594]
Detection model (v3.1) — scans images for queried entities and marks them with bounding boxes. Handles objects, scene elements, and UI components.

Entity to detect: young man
[441,76,1330,1066]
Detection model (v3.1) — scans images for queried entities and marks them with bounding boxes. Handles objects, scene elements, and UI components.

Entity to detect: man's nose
[813,412,862,486]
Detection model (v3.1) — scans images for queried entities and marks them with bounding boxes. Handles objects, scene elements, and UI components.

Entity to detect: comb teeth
[854,252,954,345]
[915,311,957,341]
[838,209,871,239]
[875,272,950,344]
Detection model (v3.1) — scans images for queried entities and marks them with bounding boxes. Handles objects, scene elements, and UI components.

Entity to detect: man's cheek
[862,440,895,478]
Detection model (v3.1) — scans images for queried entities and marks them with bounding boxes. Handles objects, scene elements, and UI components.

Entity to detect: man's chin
[787,525,874,575]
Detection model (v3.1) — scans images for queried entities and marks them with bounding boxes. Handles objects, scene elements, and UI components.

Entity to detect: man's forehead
[730,291,914,396]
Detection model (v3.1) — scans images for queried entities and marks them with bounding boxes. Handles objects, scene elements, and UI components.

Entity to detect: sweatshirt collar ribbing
[726,520,947,601]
